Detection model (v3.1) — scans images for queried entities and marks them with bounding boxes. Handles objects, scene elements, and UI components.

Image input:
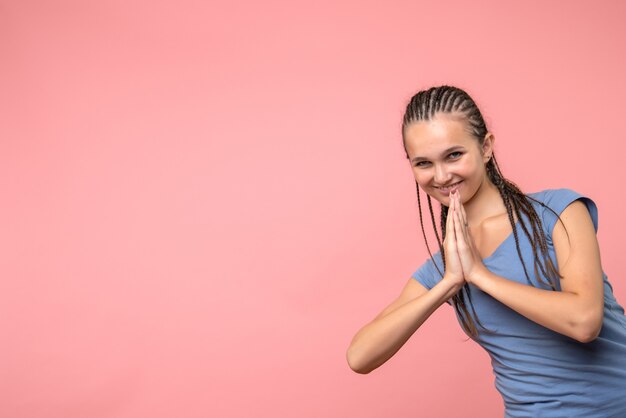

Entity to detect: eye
[412,151,463,167]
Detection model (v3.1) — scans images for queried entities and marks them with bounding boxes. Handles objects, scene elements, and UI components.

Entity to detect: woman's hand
[442,191,466,289]
[450,190,489,285]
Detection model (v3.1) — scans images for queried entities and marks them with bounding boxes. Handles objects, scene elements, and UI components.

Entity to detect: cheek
[412,171,431,188]
[413,181,447,203]
[457,159,483,179]
[456,160,475,174]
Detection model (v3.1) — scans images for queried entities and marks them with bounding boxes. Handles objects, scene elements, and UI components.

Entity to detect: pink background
[2,1,625,417]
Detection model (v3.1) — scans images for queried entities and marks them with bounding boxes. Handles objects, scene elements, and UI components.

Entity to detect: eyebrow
[410,146,465,164]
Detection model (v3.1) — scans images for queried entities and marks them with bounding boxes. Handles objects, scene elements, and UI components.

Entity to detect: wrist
[468,267,491,290]
[441,274,464,295]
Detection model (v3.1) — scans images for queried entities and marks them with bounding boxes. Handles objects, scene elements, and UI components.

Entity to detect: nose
[433,164,451,185]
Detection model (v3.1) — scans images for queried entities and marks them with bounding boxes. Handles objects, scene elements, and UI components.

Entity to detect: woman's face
[404,113,492,207]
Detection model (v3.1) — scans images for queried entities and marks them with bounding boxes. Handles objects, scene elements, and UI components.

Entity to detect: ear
[482,132,495,163]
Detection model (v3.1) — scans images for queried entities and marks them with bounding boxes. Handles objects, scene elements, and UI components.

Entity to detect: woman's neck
[464,177,509,227]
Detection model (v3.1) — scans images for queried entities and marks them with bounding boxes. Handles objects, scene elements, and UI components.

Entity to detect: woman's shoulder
[410,251,444,290]
[526,187,582,201]
[525,187,594,210]
[525,187,599,233]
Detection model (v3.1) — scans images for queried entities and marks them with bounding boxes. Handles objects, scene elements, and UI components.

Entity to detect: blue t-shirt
[411,188,626,417]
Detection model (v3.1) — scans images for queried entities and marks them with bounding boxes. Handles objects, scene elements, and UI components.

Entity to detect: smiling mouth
[435,181,463,193]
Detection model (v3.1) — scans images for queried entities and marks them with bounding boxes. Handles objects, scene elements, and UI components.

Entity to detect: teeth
[438,181,461,190]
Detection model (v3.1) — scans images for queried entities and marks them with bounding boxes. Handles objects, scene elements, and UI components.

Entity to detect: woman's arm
[346,276,462,374]
[452,192,604,343]
[347,197,467,374]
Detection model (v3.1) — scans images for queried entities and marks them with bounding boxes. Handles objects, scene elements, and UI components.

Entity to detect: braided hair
[402,85,567,338]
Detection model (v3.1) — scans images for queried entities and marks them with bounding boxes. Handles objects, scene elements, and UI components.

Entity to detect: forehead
[404,114,476,157]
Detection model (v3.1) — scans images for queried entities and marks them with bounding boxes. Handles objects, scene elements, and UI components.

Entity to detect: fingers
[448,192,467,251]
[455,192,471,245]
[445,192,455,246]
[457,191,467,226]
[447,195,460,257]
[456,192,467,230]
[453,191,476,253]
[452,197,467,251]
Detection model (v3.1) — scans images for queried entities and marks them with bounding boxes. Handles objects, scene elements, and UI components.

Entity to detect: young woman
[346,85,626,417]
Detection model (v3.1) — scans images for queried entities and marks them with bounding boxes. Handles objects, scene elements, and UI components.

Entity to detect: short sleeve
[538,188,599,242]
[410,251,444,291]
